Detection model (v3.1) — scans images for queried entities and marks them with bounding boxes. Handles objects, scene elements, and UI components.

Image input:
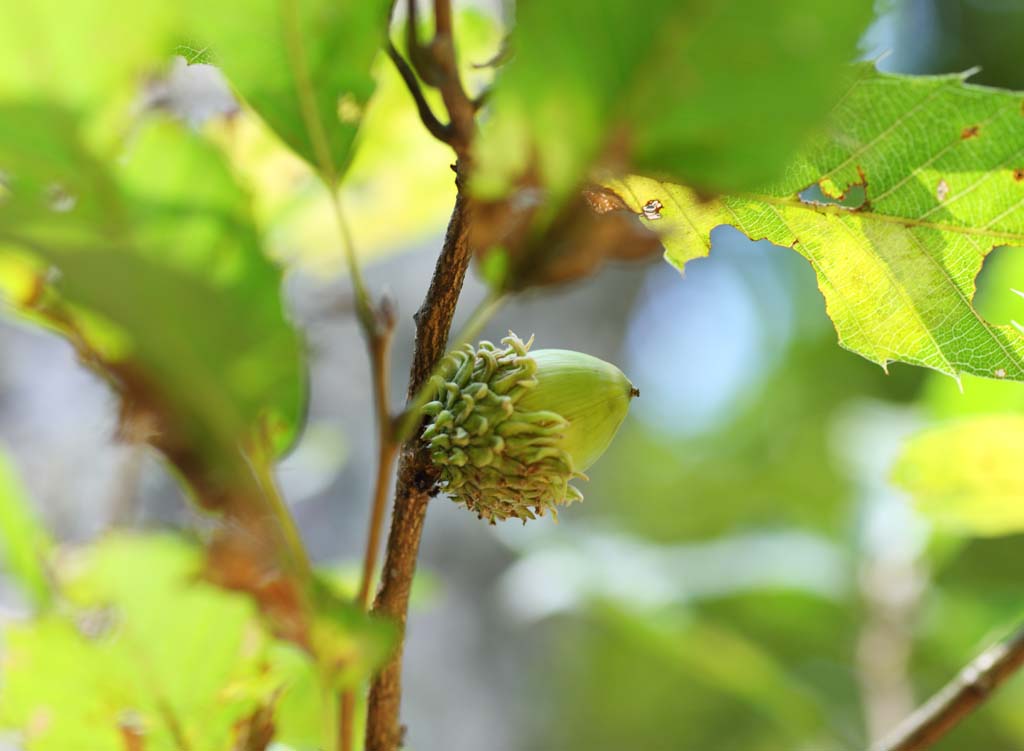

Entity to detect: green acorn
[421,333,637,523]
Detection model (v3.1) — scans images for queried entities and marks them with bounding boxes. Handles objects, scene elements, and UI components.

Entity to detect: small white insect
[936,179,950,202]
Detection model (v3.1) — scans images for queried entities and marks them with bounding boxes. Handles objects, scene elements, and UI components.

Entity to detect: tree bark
[365,184,474,751]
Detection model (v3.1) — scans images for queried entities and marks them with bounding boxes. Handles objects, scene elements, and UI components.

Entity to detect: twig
[405,0,438,86]
[429,0,474,154]
[357,296,399,609]
[386,41,452,143]
[432,0,452,38]
[390,0,475,155]
[340,300,398,751]
[107,442,146,527]
[871,623,1024,751]
[330,196,399,751]
[365,173,476,751]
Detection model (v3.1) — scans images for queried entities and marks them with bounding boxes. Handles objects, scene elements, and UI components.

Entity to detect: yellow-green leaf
[611,65,1024,382]
[183,0,390,182]
[893,415,1024,536]
[0,450,52,609]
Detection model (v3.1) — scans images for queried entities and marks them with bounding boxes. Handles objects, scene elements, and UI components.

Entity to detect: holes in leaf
[798,181,867,210]
[973,245,1024,327]
[799,167,869,210]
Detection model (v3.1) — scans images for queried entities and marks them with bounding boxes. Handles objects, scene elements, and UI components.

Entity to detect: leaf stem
[328,195,399,751]
[328,193,377,337]
[252,445,313,581]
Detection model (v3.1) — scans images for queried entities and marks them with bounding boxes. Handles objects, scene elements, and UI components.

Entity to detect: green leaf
[549,605,832,751]
[0,111,310,637]
[0,449,52,609]
[211,9,503,273]
[183,0,390,182]
[893,415,1024,536]
[609,66,1024,382]
[0,1,175,113]
[0,534,292,750]
[309,576,397,690]
[0,113,305,464]
[473,0,873,200]
[0,534,397,750]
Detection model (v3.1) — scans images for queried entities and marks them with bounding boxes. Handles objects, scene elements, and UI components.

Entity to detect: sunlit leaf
[610,66,1024,382]
[0,1,175,136]
[0,449,52,609]
[183,0,390,182]
[923,248,1024,416]
[0,535,280,751]
[0,534,396,749]
[893,415,1024,535]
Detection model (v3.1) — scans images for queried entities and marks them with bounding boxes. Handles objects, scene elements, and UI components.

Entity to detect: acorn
[421,333,637,523]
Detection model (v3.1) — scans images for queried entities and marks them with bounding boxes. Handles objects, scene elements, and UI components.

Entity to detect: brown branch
[365,170,475,751]
[357,298,400,609]
[872,623,1024,751]
[341,296,399,751]
[428,0,474,155]
[405,0,439,86]
[432,0,452,38]
[386,41,452,144]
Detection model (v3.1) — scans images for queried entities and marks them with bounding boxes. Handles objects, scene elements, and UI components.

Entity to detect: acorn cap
[422,333,636,523]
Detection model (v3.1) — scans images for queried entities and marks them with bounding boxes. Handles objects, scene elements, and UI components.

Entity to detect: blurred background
[4,1,1024,749]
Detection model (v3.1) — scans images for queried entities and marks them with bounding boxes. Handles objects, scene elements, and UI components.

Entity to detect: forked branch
[386,0,477,156]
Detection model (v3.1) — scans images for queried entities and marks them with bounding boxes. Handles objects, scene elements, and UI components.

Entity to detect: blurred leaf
[0,534,395,750]
[473,0,872,201]
[470,184,663,290]
[183,0,389,182]
[209,9,503,275]
[0,2,175,142]
[469,0,871,292]
[0,449,52,609]
[0,112,310,642]
[544,604,838,751]
[309,576,397,690]
[592,326,920,540]
[893,415,1024,535]
[0,534,283,750]
[611,66,1024,382]
[0,116,305,459]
